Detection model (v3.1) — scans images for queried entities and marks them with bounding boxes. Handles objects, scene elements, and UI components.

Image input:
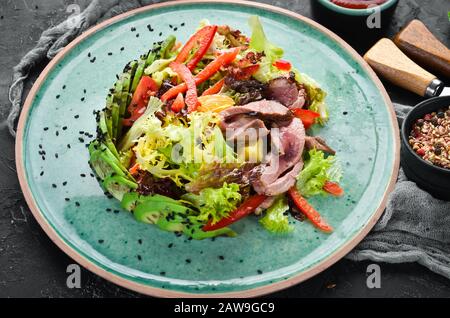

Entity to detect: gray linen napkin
[3,0,450,280]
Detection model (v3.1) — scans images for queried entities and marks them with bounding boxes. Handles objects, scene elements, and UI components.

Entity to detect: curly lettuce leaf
[134,110,238,187]
[296,149,342,197]
[259,196,293,234]
[118,96,164,152]
[182,183,242,224]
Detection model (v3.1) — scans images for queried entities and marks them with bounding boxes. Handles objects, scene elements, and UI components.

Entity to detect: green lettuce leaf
[118,96,164,152]
[248,16,285,82]
[296,149,342,197]
[259,196,293,234]
[182,183,242,224]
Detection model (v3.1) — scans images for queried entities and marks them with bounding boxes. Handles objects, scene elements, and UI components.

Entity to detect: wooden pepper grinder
[394,19,450,78]
[363,20,450,97]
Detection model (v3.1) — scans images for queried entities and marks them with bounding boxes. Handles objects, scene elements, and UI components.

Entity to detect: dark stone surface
[0,0,449,298]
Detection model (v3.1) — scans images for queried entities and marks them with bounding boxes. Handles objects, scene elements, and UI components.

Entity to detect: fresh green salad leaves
[259,196,293,234]
[248,16,285,83]
[182,183,242,224]
[133,109,237,187]
[296,149,342,197]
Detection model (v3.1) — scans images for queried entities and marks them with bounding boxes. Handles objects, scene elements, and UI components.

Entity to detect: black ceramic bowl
[401,95,450,201]
[311,0,399,52]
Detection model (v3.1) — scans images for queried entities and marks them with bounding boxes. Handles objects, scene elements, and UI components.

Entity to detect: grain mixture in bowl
[409,106,450,169]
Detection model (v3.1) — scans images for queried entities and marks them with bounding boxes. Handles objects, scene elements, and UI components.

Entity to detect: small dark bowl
[311,0,399,52]
[401,96,450,201]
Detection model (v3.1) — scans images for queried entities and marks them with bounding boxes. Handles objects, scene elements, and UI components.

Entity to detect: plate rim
[15,0,400,298]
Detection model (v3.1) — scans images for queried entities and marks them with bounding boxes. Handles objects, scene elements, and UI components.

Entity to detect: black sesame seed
[55,153,58,159]
[108,52,113,56]
[79,137,84,143]
[168,243,173,248]
[257,270,263,274]
[52,184,57,188]
[83,89,86,94]
[169,24,173,28]
[62,85,66,89]
[131,27,136,32]
[43,127,49,131]
[181,22,185,26]
[67,144,71,149]
[62,126,67,130]
[113,210,119,214]
[343,111,348,115]
[74,115,79,119]
[80,173,86,177]
[185,259,191,263]
[88,52,91,58]
[160,271,166,276]
[136,33,139,38]
[239,259,244,263]
[159,32,162,36]
[56,95,60,99]
[137,255,142,261]
[90,57,96,63]
[64,198,70,201]
[39,144,42,149]
[120,47,125,51]
[174,27,178,31]
[41,156,45,161]
[55,131,59,136]
[138,239,142,244]
[75,201,80,207]
[218,255,224,260]
[40,171,44,176]
[81,97,85,102]
[98,239,104,244]
[106,208,111,212]
[62,181,67,186]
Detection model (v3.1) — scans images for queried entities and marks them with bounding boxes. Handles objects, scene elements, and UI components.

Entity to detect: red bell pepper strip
[123,76,158,126]
[202,194,267,231]
[171,93,185,112]
[201,78,225,96]
[288,187,333,233]
[273,59,292,71]
[169,62,199,112]
[175,25,217,71]
[161,47,240,103]
[323,181,344,197]
[129,163,140,176]
[292,108,320,129]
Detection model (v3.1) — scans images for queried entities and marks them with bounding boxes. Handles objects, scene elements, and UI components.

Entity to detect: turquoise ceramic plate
[16,0,399,297]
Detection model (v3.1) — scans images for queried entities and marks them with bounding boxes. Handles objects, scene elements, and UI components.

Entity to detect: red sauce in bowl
[330,0,388,9]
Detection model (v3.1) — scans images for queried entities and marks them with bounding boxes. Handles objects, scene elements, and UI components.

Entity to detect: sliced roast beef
[251,117,306,196]
[290,85,308,109]
[305,136,336,155]
[220,115,269,141]
[265,77,299,107]
[220,99,293,122]
[265,76,308,109]
[262,160,304,196]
